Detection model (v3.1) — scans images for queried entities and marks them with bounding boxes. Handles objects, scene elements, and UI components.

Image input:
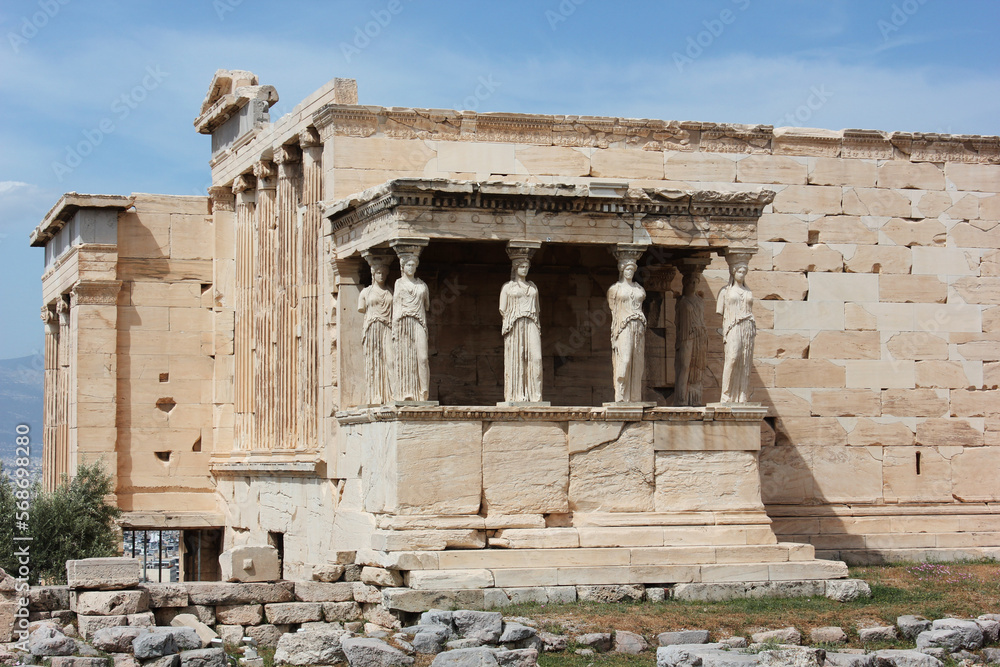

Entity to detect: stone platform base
[358,542,848,593]
[818,546,1000,565]
[381,578,869,612]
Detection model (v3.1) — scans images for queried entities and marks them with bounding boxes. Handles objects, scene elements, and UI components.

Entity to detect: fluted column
[55,298,71,484]
[41,305,59,491]
[275,144,301,450]
[232,173,256,450]
[253,160,277,449]
[298,128,322,450]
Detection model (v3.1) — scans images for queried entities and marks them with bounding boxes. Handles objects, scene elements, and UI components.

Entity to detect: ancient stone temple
[31,70,1000,596]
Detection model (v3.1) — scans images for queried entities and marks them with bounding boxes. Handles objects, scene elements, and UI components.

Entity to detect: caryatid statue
[716,252,757,404]
[673,258,710,406]
[500,241,543,403]
[390,238,430,402]
[607,244,648,403]
[358,251,394,405]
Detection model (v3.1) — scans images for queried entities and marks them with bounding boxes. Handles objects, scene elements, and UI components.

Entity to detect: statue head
[511,257,531,281]
[618,259,637,281]
[400,254,419,278]
[728,261,749,286]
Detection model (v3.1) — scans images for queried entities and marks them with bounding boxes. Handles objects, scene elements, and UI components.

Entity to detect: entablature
[323,178,774,258]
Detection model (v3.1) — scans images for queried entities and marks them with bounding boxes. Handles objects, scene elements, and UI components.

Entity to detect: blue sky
[1,0,998,359]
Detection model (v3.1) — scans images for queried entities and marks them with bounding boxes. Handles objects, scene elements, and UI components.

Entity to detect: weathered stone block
[265,602,323,625]
[74,590,149,616]
[185,582,294,605]
[219,546,279,583]
[215,604,263,626]
[654,451,764,512]
[139,584,188,608]
[482,422,568,514]
[878,162,944,190]
[67,559,141,590]
[78,614,128,640]
[295,581,355,603]
[569,421,654,512]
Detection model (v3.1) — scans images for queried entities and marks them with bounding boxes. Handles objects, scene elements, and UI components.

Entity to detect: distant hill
[0,354,44,466]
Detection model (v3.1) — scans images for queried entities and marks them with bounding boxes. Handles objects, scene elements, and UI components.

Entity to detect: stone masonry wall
[320,114,1000,561]
[115,194,218,514]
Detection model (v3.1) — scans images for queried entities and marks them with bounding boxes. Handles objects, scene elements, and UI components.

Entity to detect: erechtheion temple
[31,70,1000,600]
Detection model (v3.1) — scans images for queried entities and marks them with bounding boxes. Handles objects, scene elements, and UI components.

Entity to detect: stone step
[358,542,816,572]
[400,558,848,589]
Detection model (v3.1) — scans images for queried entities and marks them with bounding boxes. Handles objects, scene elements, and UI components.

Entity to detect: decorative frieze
[71,280,122,305]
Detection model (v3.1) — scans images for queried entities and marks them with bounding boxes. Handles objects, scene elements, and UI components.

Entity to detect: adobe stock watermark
[455,75,501,112]
[545,0,586,31]
[213,0,243,21]
[10,423,33,651]
[878,0,931,42]
[7,0,71,54]
[340,0,413,63]
[774,85,833,128]
[52,65,169,181]
[673,0,751,73]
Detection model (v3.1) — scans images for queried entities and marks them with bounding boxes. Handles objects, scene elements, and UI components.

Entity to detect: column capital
[505,239,541,262]
[298,127,321,149]
[209,186,235,213]
[723,248,756,270]
[361,248,395,271]
[232,172,257,194]
[252,160,277,189]
[391,237,430,262]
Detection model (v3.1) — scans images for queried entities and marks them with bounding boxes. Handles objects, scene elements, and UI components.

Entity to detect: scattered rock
[170,613,218,648]
[430,646,500,666]
[178,648,227,667]
[613,630,648,654]
[413,631,447,655]
[658,630,710,646]
[453,610,503,644]
[657,644,759,667]
[494,648,537,667]
[273,629,347,666]
[897,616,932,641]
[536,632,567,652]
[826,580,872,603]
[930,619,983,650]
[153,627,203,651]
[144,655,180,667]
[575,633,612,653]
[981,647,1000,664]
[90,626,149,653]
[447,638,484,650]
[49,658,109,667]
[858,626,897,643]
[28,627,77,657]
[810,627,847,644]
[977,618,1000,643]
[421,610,455,629]
[950,650,978,662]
[873,648,944,667]
[499,623,535,644]
[720,637,748,649]
[916,629,963,654]
[759,646,825,667]
[110,653,139,667]
[133,632,178,660]
[826,653,877,667]
[342,637,415,666]
[752,627,802,645]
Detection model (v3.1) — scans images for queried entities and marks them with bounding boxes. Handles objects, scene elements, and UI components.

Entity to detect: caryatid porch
[325,179,850,596]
